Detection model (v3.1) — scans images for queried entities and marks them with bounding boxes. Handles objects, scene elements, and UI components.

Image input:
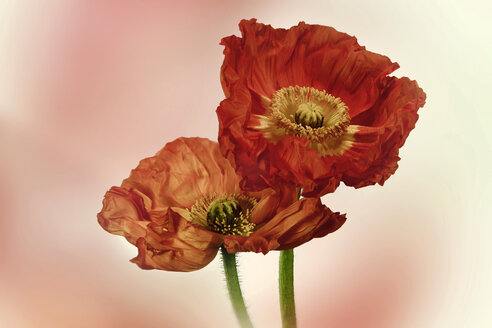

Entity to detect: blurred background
[1,0,491,327]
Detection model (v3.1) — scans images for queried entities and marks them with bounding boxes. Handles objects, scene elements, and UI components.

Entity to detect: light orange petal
[97,187,153,244]
[131,210,223,272]
[98,186,223,272]
[122,137,241,209]
[249,182,298,225]
[223,198,346,254]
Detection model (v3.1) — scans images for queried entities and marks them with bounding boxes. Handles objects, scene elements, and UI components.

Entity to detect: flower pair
[98,19,425,271]
[98,138,345,271]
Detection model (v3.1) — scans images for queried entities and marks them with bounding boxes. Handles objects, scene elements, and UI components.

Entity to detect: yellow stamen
[254,86,357,156]
[187,194,257,236]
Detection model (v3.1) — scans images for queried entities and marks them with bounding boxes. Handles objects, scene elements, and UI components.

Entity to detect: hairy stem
[221,246,254,328]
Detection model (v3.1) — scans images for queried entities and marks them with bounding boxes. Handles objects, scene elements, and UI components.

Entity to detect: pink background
[1,1,491,327]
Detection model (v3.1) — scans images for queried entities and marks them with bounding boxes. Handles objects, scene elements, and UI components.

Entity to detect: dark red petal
[221,19,398,116]
[218,20,425,197]
[343,77,426,187]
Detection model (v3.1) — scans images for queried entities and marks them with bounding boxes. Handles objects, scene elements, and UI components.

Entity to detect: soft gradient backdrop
[1,0,491,327]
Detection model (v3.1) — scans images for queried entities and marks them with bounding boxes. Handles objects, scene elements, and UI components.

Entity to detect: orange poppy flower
[97,138,346,272]
[217,19,426,197]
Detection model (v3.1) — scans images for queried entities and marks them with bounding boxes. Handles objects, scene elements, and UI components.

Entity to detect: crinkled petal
[221,19,399,115]
[122,137,241,209]
[218,19,426,197]
[98,187,223,272]
[223,198,346,254]
[217,84,273,192]
[98,187,153,243]
[343,77,426,187]
[131,210,223,272]
[249,181,297,225]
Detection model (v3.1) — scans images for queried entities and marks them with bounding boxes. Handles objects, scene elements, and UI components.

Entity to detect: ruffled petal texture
[223,198,346,254]
[217,19,426,197]
[98,137,236,271]
[98,137,346,271]
[121,137,242,210]
[98,187,222,272]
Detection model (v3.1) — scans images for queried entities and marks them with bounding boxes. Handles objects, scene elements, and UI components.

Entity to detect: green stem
[221,246,254,328]
[279,249,297,328]
[279,188,301,328]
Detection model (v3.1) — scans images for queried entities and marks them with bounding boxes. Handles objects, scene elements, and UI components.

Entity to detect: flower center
[253,86,357,156]
[295,103,324,128]
[270,86,351,141]
[207,198,242,230]
[187,194,257,236]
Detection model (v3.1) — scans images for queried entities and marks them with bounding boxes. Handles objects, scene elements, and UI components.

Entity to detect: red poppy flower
[97,138,346,272]
[217,19,426,197]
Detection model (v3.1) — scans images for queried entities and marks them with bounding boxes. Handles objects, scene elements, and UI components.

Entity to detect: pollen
[187,194,257,236]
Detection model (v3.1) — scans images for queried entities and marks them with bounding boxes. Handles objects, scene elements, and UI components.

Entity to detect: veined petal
[223,198,346,254]
[122,137,242,210]
[217,19,426,197]
[343,77,426,187]
[98,186,223,272]
[98,137,322,270]
[131,210,223,272]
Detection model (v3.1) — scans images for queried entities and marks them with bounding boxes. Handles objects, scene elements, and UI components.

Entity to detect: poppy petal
[223,198,346,254]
